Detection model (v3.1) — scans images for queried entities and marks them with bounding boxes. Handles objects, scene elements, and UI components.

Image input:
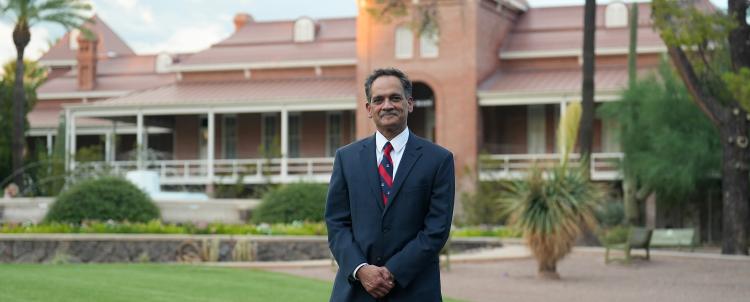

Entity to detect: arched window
[155,52,173,73]
[294,18,315,42]
[605,2,628,28]
[69,29,81,50]
[420,30,439,58]
[394,25,413,59]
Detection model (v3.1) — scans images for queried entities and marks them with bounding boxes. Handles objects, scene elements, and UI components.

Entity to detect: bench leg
[645,247,650,261]
[605,247,610,264]
[624,247,631,264]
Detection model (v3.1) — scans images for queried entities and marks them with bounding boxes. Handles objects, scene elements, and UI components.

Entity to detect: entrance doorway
[409,82,435,141]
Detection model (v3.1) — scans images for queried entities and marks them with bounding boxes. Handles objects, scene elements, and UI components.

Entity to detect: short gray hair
[364,68,412,103]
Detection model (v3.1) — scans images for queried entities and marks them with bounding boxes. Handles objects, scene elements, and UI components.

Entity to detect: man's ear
[407,97,414,113]
[365,101,373,118]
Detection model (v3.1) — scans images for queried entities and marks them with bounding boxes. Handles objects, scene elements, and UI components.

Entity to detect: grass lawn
[0,264,464,302]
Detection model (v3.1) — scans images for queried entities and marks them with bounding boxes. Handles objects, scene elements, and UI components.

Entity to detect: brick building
[30,0,666,194]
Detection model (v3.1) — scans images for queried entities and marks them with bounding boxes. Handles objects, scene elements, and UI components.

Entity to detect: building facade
[30,0,666,194]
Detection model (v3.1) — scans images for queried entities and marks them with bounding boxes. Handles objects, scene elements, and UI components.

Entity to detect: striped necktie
[378,142,394,206]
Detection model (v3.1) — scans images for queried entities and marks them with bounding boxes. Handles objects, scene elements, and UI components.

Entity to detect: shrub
[460,181,505,226]
[595,200,625,228]
[45,177,160,224]
[251,183,327,224]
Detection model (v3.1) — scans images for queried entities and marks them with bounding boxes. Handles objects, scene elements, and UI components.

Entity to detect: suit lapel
[383,133,423,216]
[359,135,385,211]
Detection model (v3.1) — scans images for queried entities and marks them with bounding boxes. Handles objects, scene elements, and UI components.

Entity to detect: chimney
[76,34,98,91]
[233,13,253,32]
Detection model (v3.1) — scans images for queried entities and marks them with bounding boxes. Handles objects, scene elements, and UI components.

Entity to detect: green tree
[599,60,721,207]
[0,60,46,185]
[1,0,91,193]
[652,0,750,254]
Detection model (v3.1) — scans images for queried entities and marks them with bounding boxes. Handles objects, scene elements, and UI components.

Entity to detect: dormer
[605,2,629,28]
[294,17,316,42]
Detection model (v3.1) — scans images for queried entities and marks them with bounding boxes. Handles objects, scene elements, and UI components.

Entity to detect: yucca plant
[500,102,604,279]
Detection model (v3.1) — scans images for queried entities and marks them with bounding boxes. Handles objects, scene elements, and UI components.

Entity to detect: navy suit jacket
[325,132,455,302]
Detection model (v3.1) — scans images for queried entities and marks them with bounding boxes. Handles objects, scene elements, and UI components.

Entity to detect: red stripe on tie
[382,192,388,205]
[378,164,393,187]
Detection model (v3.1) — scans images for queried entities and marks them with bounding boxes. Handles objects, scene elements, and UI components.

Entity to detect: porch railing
[78,157,336,185]
[478,152,624,181]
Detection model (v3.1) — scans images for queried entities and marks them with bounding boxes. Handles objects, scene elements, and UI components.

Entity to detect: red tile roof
[479,66,654,94]
[87,77,357,108]
[502,3,663,55]
[176,18,356,67]
[39,15,134,62]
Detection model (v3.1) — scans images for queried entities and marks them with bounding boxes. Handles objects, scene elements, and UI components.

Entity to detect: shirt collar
[376,127,410,153]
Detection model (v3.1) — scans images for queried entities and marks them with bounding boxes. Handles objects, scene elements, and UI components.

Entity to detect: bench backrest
[651,228,696,247]
[629,227,652,248]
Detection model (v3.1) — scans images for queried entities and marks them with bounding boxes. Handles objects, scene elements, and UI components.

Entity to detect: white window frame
[221,114,237,159]
[527,105,546,154]
[288,113,301,158]
[326,112,342,157]
[261,113,279,156]
[294,18,316,42]
[395,25,414,59]
[605,2,629,28]
[419,30,439,58]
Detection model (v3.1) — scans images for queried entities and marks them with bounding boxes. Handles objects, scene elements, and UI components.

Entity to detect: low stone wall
[0,198,260,224]
[0,234,503,263]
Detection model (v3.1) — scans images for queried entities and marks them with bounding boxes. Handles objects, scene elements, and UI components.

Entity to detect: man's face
[366,75,413,133]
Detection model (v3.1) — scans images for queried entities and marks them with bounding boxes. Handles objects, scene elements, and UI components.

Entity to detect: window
[419,30,439,58]
[326,112,342,157]
[294,18,315,42]
[601,118,621,152]
[222,115,237,159]
[262,114,279,156]
[199,116,208,159]
[605,2,629,28]
[395,25,414,59]
[527,105,546,154]
[289,113,301,158]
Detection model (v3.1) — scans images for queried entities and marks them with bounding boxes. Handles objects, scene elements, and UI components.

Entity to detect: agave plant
[500,102,604,279]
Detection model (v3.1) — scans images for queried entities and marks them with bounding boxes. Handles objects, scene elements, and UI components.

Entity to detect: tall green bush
[251,183,327,224]
[45,177,160,224]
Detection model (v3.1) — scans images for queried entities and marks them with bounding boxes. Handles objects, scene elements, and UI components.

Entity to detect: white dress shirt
[352,127,410,280]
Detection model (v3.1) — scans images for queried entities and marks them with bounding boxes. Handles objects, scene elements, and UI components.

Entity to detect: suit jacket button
[382,227,390,233]
[376,257,382,262]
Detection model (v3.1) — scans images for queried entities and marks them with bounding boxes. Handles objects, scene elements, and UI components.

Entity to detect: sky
[0,0,732,72]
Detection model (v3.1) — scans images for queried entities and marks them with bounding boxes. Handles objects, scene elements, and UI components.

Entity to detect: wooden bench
[650,228,697,251]
[605,227,652,264]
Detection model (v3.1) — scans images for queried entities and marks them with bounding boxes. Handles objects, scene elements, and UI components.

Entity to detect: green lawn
[0,264,464,302]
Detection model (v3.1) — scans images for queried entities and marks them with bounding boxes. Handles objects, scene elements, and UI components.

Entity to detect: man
[325,68,455,301]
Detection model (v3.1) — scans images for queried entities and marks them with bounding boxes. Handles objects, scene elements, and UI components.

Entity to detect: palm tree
[578,0,596,178]
[1,0,91,193]
[501,102,604,279]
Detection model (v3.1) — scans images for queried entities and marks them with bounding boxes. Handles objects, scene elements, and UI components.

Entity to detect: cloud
[115,0,138,10]
[130,24,229,54]
[140,7,155,24]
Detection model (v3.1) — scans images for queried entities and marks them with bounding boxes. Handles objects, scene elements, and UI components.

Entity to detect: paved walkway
[255,245,750,302]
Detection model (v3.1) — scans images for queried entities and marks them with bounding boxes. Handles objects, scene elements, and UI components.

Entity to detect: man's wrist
[352,263,369,280]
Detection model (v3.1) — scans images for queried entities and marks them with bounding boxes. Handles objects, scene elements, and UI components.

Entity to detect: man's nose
[382,98,396,109]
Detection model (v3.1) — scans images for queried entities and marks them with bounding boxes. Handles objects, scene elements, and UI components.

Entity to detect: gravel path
[265,249,750,302]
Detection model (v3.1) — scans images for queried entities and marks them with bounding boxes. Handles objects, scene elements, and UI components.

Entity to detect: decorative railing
[78,157,336,185]
[478,152,624,181]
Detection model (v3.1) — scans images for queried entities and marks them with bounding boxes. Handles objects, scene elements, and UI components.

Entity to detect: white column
[280,108,289,179]
[64,109,71,172]
[105,132,112,162]
[46,133,53,156]
[70,113,77,171]
[136,112,144,170]
[207,111,215,183]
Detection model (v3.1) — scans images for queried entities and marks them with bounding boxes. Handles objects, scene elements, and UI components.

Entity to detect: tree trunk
[12,21,30,194]
[578,0,596,177]
[537,260,559,280]
[720,114,749,255]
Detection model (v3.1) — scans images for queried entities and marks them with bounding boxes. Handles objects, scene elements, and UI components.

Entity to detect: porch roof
[73,77,357,111]
[479,66,654,95]
[28,108,109,130]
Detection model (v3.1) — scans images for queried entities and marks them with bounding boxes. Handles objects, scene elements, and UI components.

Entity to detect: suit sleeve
[325,150,367,283]
[385,152,455,288]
